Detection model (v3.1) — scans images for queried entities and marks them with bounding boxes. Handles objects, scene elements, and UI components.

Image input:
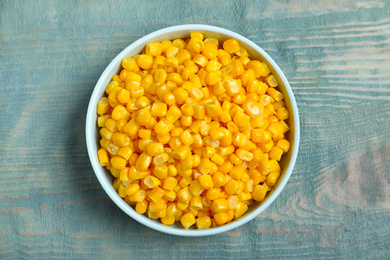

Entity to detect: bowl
[86,24,300,236]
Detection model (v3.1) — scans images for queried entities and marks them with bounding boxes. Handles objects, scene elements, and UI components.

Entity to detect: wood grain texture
[1,0,390,258]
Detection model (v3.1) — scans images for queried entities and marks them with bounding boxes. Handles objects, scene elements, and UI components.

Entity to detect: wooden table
[1,0,389,258]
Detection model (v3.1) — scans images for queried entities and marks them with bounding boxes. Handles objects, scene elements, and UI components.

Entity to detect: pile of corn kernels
[96,32,290,229]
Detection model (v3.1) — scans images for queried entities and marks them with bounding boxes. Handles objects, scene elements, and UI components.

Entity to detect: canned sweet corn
[96,32,291,229]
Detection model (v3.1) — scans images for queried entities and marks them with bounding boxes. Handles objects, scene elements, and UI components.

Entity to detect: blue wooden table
[1,0,390,258]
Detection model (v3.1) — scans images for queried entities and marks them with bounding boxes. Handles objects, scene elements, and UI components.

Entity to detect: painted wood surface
[1,0,390,258]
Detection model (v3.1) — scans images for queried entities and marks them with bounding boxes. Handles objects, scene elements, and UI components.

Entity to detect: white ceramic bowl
[86,24,300,236]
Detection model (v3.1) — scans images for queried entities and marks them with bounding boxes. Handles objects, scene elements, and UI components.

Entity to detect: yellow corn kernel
[145,41,162,57]
[107,143,119,156]
[236,148,253,161]
[218,159,233,174]
[190,106,204,121]
[122,57,138,71]
[265,74,279,87]
[258,158,271,175]
[179,176,192,188]
[214,212,229,226]
[161,215,175,225]
[119,167,130,182]
[137,128,150,140]
[154,164,168,179]
[269,146,283,161]
[135,152,152,171]
[267,171,280,187]
[225,179,239,195]
[227,195,240,210]
[112,133,130,147]
[168,165,178,177]
[202,147,215,159]
[181,155,194,171]
[162,176,178,191]
[240,69,255,87]
[166,203,179,218]
[164,190,177,202]
[111,105,130,121]
[193,53,208,67]
[124,183,140,196]
[97,115,110,128]
[196,216,211,229]
[110,167,121,178]
[238,192,252,202]
[277,139,290,154]
[225,209,234,222]
[212,171,226,187]
[210,153,224,166]
[205,100,223,117]
[106,81,120,95]
[181,104,194,116]
[182,66,197,81]
[154,118,173,136]
[251,128,265,143]
[228,165,244,181]
[234,202,248,219]
[168,137,182,150]
[117,146,133,160]
[111,156,127,170]
[233,110,250,128]
[180,116,192,127]
[180,212,195,228]
[148,187,165,203]
[149,199,166,213]
[205,188,220,201]
[113,118,126,132]
[178,186,193,203]
[179,130,194,146]
[136,108,152,126]
[205,60,222,72]
[246,60,271,78]
[156,133,171,144]
[232,132,247,148]
[150,103,167,117]
[252,185,268,201]
[153,153,169,166]
[135,200,148,214]
[206,70,221,86]
[145,142,163,157]
[267,88,283,103]
[276,107,290,120]
[128,189,146,202]
[268,122,284,139]
[211,198,229,213]
[97,97,110,115]
[166,105,182,123]
[189,180,205,196]
[171,145,191,160]
[223,39,240,54]
[190,196,203,209]
[171,127,184,137]
[143,175,161,189]
[198,175,213,190]
[116,88,130,104]
[97,148,110,166]
[197,158,213,175]
[201,42,218,59]
[129,154,139,167]
[137,54,153,70]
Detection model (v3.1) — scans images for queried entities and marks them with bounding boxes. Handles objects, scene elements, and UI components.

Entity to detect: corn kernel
[196,216,211,229]
[180,213,195,228]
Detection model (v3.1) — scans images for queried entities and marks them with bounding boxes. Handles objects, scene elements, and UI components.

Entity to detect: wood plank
[0,0,389,258]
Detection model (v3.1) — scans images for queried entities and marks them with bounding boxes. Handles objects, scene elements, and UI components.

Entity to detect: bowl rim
[86,24,300,236]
